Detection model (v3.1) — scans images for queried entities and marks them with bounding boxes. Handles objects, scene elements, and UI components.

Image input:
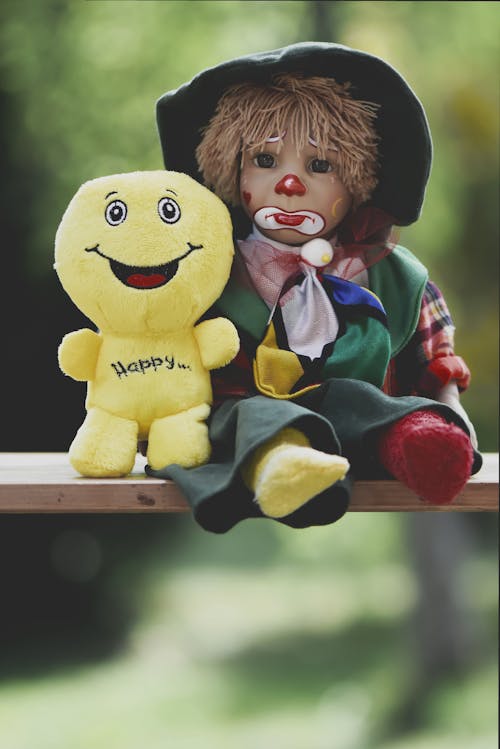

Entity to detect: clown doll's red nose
[274,173,307,197]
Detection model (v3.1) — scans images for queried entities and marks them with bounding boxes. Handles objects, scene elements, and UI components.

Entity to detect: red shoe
[378,410,473,504]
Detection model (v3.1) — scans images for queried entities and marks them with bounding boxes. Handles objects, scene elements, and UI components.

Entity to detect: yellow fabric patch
[253,323,320,400]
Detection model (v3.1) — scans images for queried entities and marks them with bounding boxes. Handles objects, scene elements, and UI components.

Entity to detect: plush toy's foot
[242,428,349,518]
[70,407,138,477]
[147,403,211,470]
[377,410,474,505]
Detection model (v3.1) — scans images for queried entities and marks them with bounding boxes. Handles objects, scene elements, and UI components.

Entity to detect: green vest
[369,245,429,357]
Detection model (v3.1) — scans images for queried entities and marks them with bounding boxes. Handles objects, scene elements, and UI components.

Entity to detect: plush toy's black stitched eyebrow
[105,191,118,200]
[164,188,178,196]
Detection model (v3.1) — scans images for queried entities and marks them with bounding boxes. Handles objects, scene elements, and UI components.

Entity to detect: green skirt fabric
[146,379,481,533]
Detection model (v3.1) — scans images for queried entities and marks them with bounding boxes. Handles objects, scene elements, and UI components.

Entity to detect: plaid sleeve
[383,280,471,396]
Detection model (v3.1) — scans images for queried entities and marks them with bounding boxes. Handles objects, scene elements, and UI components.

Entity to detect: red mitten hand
[377,410,473,504]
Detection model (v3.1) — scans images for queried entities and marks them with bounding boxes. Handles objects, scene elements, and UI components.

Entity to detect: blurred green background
[0,2,497,748]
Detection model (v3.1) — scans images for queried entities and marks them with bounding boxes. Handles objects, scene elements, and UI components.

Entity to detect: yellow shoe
[242,428,349,518]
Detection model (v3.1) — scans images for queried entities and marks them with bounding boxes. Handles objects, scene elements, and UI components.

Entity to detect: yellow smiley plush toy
[55,171,239,477]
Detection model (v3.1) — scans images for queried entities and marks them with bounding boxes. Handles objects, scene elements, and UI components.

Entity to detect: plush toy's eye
[158,197,181,224]
[105,200,128,226]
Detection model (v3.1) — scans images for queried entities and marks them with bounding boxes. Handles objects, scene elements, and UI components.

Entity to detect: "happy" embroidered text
[111,355,191,379]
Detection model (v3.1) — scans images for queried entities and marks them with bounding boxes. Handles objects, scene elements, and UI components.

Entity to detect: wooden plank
[0,453,497,514]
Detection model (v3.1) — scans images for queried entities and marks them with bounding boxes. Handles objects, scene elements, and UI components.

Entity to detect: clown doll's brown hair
[196,74,380,208]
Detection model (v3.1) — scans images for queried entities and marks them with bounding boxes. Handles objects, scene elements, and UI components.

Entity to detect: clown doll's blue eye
[309,158,333,173]
[105,200,127,226]
[253,153,276,168]
[158,197,181,224]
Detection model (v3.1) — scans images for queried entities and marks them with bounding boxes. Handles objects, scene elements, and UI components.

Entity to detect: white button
[300,238,334,268]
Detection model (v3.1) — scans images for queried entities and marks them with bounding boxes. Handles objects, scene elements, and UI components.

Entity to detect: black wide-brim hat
[156,42,432,230]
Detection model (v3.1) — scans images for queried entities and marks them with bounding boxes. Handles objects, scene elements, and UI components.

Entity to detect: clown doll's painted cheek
[331,198,344,219]
[239,172,253,213]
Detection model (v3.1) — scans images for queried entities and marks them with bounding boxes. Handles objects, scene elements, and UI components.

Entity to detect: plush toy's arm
[194,318,240,370]
[58,329,102,382]
[436,382,478,449]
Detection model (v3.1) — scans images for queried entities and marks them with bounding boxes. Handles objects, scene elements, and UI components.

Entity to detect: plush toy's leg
[241,427,349,518]
[147,403,211,470]
[69,407,138,477]
[377,410,474,504]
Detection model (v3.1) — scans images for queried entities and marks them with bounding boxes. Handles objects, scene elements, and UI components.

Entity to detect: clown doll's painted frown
[149,42,482,533]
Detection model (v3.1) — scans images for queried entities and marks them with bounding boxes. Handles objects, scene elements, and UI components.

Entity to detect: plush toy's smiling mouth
[85,243,202,289]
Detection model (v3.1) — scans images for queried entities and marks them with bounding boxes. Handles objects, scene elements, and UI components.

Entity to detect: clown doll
[151,43,481,533]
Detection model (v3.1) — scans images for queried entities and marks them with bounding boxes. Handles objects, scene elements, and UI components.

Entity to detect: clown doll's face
[239,133,352,245]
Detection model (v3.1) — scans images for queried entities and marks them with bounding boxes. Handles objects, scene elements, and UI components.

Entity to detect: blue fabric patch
[323,275,387,316]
